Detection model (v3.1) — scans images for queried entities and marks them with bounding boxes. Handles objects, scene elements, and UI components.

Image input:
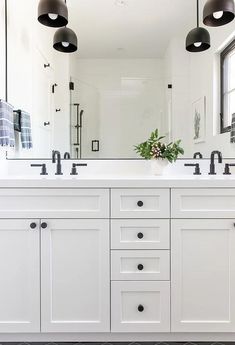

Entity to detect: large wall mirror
[2,0,235,159]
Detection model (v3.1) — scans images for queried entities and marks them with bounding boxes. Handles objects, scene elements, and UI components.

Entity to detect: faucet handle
[70,163,88,176]
[31,164,48,176]
[223,163,235,175]
[184,163,201,175]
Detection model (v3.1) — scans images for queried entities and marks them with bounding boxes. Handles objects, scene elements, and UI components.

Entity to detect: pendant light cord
[197,0,199,27]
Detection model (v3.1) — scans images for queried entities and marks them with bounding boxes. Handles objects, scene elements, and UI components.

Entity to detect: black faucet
[52,150,63,175]
[31,163,48,175]
[70,163,88,175]
[223,163,235,175]
[193,152,203,159]
[64,152,71,159]
[184,163,201,175]
[209,150,222,175]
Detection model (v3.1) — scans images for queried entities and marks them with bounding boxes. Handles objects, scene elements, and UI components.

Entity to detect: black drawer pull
[138,304,144,312]
[30,222,37,229]
[137,200,144,207]
[137,264,144,271]
[41,222,48,229]
[137,232,144,239]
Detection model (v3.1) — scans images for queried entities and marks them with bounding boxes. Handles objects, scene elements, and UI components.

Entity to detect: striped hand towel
[0,100,15,147]
[231,113,235,143]
[20,110,33,149]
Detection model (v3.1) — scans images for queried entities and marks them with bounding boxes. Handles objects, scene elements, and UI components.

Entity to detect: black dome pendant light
[38,0,68,28]
[186,0,211,52]
[203,0,235,27]
[53,27,78,53]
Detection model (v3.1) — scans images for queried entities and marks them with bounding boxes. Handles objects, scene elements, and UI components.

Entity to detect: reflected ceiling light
[53,27,78,53]
[203,0,235,27]
[186,0,211,52]
[38,0,68,27]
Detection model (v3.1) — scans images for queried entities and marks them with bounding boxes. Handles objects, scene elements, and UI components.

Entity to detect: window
[220,39,235,133]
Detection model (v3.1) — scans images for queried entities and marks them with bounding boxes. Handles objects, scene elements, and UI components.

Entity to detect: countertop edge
[0,177,235,188]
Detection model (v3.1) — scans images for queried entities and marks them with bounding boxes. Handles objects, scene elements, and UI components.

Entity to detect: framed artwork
[192,97,206,144]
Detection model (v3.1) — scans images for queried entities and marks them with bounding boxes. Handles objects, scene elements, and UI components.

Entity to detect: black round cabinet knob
[137,200,144,207]
[41,222,48,229]
[138,304,144,312]
[137,232,144,239]
[138,264,144,271]
[30,222,37,229]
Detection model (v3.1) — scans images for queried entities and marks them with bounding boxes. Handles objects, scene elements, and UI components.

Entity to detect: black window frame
[220,39,235,134]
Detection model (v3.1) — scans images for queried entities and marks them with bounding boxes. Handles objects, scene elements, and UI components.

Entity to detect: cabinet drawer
[111,219,169,249]
[172,189,235,218]
[111,250,170,281]
[0,189,109,218]
[111,189,170,218]
[111,281,170,332]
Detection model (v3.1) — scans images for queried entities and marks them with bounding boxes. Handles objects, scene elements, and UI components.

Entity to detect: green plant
[134,129,184,163]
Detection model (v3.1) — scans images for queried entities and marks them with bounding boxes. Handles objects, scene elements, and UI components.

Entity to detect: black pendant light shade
[203,0,235,27]
[186,0,211,52]
[38,0,68,28]
[53,27,78,53]
[186,27,211,52]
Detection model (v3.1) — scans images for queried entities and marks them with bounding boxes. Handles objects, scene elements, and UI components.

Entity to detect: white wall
[6,0,70,159]
[164,37,191,156]
[165,22,235,158]
[188,21,235,157]
[53,51,70,154]
[70,58,166,158]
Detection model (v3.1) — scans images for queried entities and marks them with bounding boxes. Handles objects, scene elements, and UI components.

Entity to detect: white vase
[150,159,168,175]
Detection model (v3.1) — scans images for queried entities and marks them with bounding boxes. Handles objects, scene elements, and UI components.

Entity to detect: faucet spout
[209,150,223,175]
[193,152,203,159]
[52,150,63,175]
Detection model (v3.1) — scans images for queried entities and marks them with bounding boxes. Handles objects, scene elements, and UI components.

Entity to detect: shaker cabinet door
[111,281,170,332]
[41,219,110,332]
[0,219,40,333]
[171,219,235,332]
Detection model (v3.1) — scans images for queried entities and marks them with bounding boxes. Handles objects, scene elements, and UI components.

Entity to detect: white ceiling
[68,0,208,58]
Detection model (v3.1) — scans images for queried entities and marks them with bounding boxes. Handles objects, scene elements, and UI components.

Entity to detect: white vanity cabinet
[111,281,170,333]
[2,185,235,339]
[171,189,235,333]
[111,188,170,218]
[41,219,110,332]
[0,219,40,333]
[111,188,171,333]
[0,189,109,218]
[0,188,110,334]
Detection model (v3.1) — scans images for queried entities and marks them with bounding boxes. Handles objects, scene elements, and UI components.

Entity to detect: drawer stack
[110,189,171,332]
